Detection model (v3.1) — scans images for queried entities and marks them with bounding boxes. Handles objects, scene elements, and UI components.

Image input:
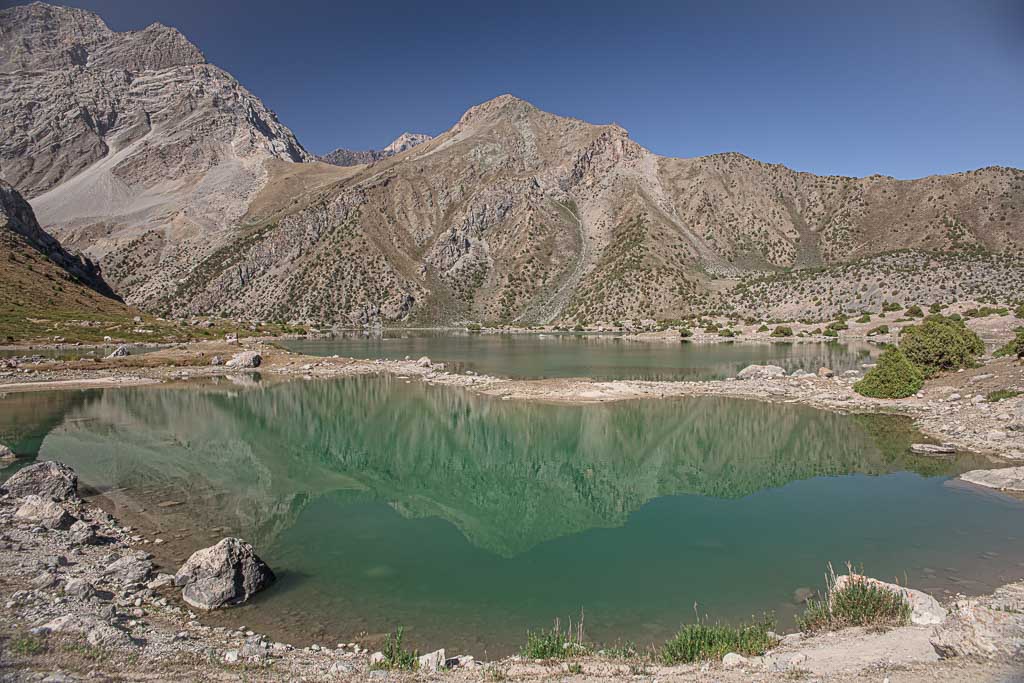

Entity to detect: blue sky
[11,0,1024,178]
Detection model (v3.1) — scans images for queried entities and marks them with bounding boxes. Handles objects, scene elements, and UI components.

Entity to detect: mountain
[1,4,1022,326]
[0,179,130,340]
[319,132,433,167]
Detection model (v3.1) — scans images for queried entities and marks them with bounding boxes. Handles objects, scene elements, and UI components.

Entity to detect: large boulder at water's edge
[959,466,1024,492]
[225,351,261,368]
[737,364,786,380]
[3,461,78,500]
[174,537,275,610]
[931,582,1024,659]
[833,574,947,625]
[0,443,15,462]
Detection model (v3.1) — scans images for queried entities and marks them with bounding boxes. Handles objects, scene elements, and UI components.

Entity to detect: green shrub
[866,325,889,336]
[770,326,794,337]
[797,566,912,633]
[828,320,849,331]
[899,316,984,377]
[929,303,943,314]
[987,389,1022,402]
[854,348,923,398]
[373,627,418,670]
[718,328,736,338]
[757,324,770,332]
[993,329,1024,359]
[660,616,776,664]
[905,305,923,318]
[466,322,482,332]
[1017,303,1024,319]
[679,327,693,338]
[882,301,902,312]
[855,314,871,323]
[823,329,839,338]
[522,617,590,659]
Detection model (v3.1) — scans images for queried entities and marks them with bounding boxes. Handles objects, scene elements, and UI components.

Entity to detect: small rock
[210,355,225,366]
[416,356,432,368]
[63,578,96,600]
[817,367,834,378]
[418,648,446,672]
[103,555,154,585]
[910,443,956,455]
[68,520,98,545]
[370,651,385,665]
[722,652,748,668]
[224,650,240,664]
[0,443,15,462]
[105,345,130,359]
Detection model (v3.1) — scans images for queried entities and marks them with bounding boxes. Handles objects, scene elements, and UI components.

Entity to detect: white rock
[960,466,1024,492]
[722,652,748,668]
[737,364,786,380]
[418,648,446,672]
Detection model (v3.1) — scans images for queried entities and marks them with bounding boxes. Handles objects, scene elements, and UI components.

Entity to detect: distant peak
[383,132,433,155]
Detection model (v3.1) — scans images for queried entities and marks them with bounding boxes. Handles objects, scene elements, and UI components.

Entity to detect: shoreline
[2,464,1023,682]
[1,342,1023,679]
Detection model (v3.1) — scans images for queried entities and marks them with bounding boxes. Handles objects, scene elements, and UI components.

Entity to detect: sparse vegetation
[854,348,923,398]
[372,627,418,670]
[993,329,1024,359]
[771,326,794,337]
[797,565,912,633]
[522,615,590,660]
[866,324,889,336]
[987,389,1022,403]
[660,616,776,664]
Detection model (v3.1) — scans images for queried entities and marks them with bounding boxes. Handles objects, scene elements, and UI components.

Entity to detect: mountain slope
[2,5,1021,325]
[0,179,132,340]
[319,132,433,167]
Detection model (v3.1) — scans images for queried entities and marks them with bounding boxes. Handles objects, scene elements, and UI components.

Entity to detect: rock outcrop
[959,466,1024,492]
[174,537,275,610]
[3,460,79,501]
[225,351,261,368]
[931,581,1024,660]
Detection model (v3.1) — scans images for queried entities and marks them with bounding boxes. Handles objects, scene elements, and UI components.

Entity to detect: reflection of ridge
[22,377,984,557]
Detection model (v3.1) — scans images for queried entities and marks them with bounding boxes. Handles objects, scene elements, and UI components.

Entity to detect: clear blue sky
[11,0,1024,178]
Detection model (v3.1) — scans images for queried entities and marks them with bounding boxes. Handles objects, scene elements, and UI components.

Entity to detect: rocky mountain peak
[382,132,433,155]
[455,94,538,128]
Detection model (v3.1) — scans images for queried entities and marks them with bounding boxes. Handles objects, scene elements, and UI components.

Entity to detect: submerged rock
[737,364,786,380]
[3,461,78,500]
[834,574,947,625]
[910,443,956,455]
[225,351,261,368]
[960,466,1024,492]
[14,495,76,529]
[174,537,275,610]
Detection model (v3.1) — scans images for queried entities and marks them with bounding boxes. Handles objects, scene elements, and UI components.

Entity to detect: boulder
[225,351,261,368]
[722,652,748,668]
[3,461,78,500]
[68,520,98,545]
[931,582,1024,659]
[105,345,129,358]
[103,555,154,585]
[210,355,225,366]
[960,466,1024,492]
[63,577,96,600]
[833,574,946,625]
[174,537,275,610]
[737,364,786,380]
[418,648,446,672]
[910,443,956,455]
[817,367,834,378]
[416,356,432,368]
[14,495,76,529]
[0,443,15,462]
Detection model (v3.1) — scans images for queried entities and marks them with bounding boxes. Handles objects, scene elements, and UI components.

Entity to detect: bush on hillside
[770,326,794,337]
[898,316,984,377]
[993,329,1024,359]
[797,566,912,633]
[679,327,693,339]
[905,305,923,318]
[866,325,889,336]
[854,348,923,398]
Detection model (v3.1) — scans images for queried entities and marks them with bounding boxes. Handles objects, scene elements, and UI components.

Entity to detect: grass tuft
[659,614,776,664]
[522,613,590,659]
[797,564,912,633]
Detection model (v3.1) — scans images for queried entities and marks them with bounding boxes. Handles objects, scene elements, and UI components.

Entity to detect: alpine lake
[2,336,1023,657]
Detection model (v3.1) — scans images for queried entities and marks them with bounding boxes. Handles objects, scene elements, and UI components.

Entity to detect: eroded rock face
[174,537,275,610]
[833,574,947,626]
[931,582,1024,660]
[4,461,79,501]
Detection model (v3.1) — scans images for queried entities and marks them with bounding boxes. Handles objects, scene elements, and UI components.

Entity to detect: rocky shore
[1,460,1022,682]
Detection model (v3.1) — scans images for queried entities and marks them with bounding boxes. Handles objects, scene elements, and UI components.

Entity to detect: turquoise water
[2,377,1021,656]
[281,331,877,380]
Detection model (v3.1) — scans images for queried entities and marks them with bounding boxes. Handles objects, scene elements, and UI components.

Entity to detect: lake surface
[281,331,877,380]
[2,377,1022,656]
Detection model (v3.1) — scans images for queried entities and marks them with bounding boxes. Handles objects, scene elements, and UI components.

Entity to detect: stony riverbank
[2,461,1024,682]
